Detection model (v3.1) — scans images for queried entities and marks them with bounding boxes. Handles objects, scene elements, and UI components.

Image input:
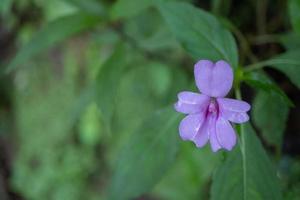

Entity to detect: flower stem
[235,86,242,100]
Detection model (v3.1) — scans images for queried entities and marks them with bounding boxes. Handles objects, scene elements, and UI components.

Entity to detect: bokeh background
[0,0,300,200]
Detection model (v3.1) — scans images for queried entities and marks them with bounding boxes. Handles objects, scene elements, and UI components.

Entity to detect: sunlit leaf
[157,1,238,67]
[211,123,282,200]
[108,107,180,200]
[7,13,100,72]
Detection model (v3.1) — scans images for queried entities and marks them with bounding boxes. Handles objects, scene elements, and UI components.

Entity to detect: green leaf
[280,32,300,50]
[266,50,300,89]
[289,0,300,34]
[244,71,294,106]
[211,123,282,200]
[95,45,129,127]
[110,0,153,20]
[0,0,12,17]
[153,143,221,200]
[252,91,289,147]
[6,13,100,73]
[157,1,238,67]
[108,107,180,200]
[64,0,105,16]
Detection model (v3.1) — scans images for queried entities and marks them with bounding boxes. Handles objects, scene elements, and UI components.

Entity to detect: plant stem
[244,58,300,72]
[244,62,267,72]
[235,85,242,100]
[250,34,281,45]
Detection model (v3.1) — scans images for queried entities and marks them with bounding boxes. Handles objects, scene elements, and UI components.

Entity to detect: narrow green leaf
[110,0,152,20]
[211,123,282,200]
[244,71,294,106]
[266,50,300,89]
[252,91,289,147]
[6,13,100,72]
[95,45,128,127]
[289,0,300,34]
[108,107,180,200]
[157,1,238,67]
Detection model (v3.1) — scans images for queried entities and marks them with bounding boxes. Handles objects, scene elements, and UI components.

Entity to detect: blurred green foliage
[0,0,300,200]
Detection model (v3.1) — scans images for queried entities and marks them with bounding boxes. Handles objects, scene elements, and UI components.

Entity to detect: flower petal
[208,115,222,152]
[194,60,233,97]
[174,91,210,114]
[215,117,237,151]
[217,98,250,123]
[221,111,249,124]
[217,98,251,112]
[179,113,205,141]
[193,118,209,148]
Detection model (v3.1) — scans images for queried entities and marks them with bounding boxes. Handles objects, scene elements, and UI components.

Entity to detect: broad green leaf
[157,2,238,67]
[266,50,300,89]
[108,62,176,162]
[110,0,152,20]
[7,13,100,72]
[244,71,294,106]
[280,32,300,50]
[95,45,129,127]
[42,0,78,21]
[252,91,289,147]
[153,143,221,200]
[0,0,12,16]
[108,107,180,200]
[123,8,179,52]
[211,123,282,200]
[64,0,105,16]
[289,0,300,34]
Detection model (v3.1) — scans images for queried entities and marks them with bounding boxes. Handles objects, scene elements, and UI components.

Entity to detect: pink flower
[174,60,250,152]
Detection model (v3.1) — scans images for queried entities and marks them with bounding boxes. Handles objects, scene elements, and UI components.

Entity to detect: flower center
[207,98,219,116]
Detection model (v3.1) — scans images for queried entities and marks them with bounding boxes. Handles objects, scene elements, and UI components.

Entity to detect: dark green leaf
[266,50,300,89]
[289,0,300,34]
[6,13,100,73]
[244,71,294,106]
[211,123,282,200]
[110,0,152,20]
[157,1,238,67]
[280,32,300,50]
[252,91,289,147]
[108,107,180,200]
[95,45,129,127]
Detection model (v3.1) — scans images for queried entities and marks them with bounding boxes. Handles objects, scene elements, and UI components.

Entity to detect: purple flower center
[207,98,219,117]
